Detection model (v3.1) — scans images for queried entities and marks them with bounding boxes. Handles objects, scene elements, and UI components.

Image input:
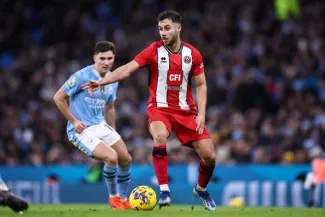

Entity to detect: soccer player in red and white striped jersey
[82,10,216,211]
[134,37,204,113]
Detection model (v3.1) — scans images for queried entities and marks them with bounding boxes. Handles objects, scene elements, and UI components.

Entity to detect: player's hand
[81,80,100,96]
[195,114,205,134]
[73,120,86,133]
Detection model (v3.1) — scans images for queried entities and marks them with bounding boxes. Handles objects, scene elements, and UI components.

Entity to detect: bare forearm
[54,97,77,123]
[196,84,207,117]
[99,65,131,86]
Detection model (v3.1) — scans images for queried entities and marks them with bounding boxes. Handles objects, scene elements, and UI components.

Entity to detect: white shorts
[68,121,121,157]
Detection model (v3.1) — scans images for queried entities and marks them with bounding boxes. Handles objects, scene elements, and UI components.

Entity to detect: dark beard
[165,35,178,47]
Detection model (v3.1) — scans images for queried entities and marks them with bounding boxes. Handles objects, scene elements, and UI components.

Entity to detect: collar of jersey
[92,66,110,80]
[163,42,183,54]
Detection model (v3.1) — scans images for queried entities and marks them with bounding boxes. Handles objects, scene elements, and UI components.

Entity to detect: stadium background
[0,0,325,207]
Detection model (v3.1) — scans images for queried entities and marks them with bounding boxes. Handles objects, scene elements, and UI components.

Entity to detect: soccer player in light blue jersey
[53,41,132,210]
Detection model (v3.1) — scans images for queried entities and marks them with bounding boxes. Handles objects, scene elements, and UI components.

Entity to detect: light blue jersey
[61,65,118,136]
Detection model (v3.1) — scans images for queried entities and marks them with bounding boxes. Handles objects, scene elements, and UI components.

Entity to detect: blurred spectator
[82,160,103,184]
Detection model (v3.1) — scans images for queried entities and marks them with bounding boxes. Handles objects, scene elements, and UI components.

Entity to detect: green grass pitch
[1,204,324,217]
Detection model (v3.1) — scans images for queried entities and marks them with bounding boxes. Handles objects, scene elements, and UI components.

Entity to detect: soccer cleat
[109,196,124,210]
[0,190,29,213]
[122,199,132,210]
[158,191,171,209]
[193,186,216,211]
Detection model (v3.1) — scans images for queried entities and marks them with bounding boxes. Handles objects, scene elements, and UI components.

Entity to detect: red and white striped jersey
[134,41,205,114]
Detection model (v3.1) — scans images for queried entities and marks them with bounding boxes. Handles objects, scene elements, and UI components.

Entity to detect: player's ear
[177,23,181,33]
[93,54,97,63]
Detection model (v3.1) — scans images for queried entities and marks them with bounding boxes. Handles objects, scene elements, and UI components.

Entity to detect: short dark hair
[94,41,115,54]
[157,10,182,24]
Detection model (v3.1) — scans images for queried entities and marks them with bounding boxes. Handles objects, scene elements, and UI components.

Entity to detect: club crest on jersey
[184,56,191,64]
[66,77,76,88]
[160,57,167,63]
[100,86,105,94]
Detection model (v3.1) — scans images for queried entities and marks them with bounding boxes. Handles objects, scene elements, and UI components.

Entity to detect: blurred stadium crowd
[0,0,325,166]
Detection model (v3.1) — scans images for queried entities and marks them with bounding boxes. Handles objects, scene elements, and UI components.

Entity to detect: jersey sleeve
[134,44,155,67]
[192,50,205,76]
[61,73,85,96]
[107,82,119,102]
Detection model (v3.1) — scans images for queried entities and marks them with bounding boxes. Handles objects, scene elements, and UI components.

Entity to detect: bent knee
[202,153,216,165]
[119,154,132,167]
[152,132,168,145]
[102,151,118,165]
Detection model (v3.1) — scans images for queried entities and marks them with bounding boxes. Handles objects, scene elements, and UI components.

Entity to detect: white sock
[109,194,120,198]
[196,184,206,191]
[160,184,170,192]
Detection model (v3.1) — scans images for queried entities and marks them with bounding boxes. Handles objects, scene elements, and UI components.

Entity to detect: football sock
[103,164,118,196]
[197,160,215,189]
[152,145,169,186]
[196,185,206,191]
[0,175,9,191]
[159,184,170,192]
[117,165,131,200]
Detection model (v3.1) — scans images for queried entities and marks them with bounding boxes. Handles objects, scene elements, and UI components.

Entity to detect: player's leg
[148,110,173,208]
[150,121,170,188]
[305,158,325,207]
[190,139,217,211]
[150,121,171,208]
[99,122,132,209]
[173,114,216,190]
[0,174,29,213]
[69,129,122,210]
[192,139,216,191]
[308,184,316,207]
[72,135,119,198]
[173,114,216,211]
[91,142,124,210]
[304,172,315,207]
[110,139,132,209]
[192,139,217,211]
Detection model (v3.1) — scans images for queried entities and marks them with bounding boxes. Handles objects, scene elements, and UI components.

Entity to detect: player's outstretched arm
[194,73,207,134]
[81,60,140,94]
[101,60,140,85]
[53,89,86,133]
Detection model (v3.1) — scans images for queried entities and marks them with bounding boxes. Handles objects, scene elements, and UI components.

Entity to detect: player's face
[158,19,181,46]
[93,51,115,73]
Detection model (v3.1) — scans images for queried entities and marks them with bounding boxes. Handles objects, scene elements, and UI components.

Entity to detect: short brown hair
[94,41,115,54]
[157,10,182,24]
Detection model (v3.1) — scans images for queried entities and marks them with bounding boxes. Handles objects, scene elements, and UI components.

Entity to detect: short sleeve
[61,73,85,96]
[134,44,155,67]
[107,82,119,102]
[192,50,205,76]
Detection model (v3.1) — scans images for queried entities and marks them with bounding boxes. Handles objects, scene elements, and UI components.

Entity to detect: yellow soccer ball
[129,185,157,211]
[228,196,245,207]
